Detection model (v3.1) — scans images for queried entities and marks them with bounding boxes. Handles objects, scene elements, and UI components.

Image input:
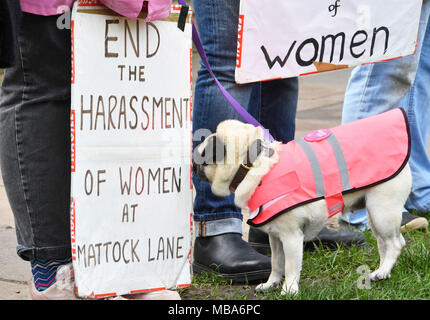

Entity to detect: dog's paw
[281,282,299,296]
[255,281,281,293]
[370,269,391,281]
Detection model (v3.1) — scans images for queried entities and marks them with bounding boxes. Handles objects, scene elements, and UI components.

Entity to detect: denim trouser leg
[402,19,430,213]
[253,79,298,143]
[341,0,430,226]
[192,0,298,237]
[0,13,71,261]
[342,1,430,123]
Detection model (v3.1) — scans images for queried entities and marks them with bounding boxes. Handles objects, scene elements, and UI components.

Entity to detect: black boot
[247,227,272,256]
[248,226,367,255]
[304,227,367,251]
[193,233,271,283]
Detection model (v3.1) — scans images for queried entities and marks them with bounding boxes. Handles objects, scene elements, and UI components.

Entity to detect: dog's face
[192,120,268,198]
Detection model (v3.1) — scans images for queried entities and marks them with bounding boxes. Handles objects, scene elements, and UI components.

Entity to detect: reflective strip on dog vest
[247,108,411,227]
[326,134,351,191]
[296,139,325,198]
[297,134,352,217]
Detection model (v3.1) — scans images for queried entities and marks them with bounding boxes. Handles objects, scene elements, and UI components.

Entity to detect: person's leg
[0,12,181,301]
[0,13,72,293]
[342,1,430,123]
[192,0,254,236]
[401,18,430,214]
[258,79,298,143]
[192,0,271,282]
[340,0,430,230]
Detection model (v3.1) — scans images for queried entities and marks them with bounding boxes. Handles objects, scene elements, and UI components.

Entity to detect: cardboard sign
[70,2,193,298]
[235,0,422,83]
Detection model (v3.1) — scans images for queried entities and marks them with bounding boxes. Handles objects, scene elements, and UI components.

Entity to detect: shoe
[401,211,428,233]
[193,233,271,284]
[248,227,271,256]
[304,227,367,251]
[29,263,79,300]
[248,226,367,255]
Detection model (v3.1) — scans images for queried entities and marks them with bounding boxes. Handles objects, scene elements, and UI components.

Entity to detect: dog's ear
[246,139,275,164]
[193,135,226,165]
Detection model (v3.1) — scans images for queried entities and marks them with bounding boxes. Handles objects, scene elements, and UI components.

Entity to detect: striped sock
[31,257,72,292]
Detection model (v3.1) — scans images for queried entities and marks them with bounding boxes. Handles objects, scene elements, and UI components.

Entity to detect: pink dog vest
[247,108,411,227]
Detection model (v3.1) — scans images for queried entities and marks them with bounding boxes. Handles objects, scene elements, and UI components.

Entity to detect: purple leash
[177,0,275,142]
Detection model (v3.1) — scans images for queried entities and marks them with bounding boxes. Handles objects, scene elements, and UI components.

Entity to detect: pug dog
[192,118,412,295]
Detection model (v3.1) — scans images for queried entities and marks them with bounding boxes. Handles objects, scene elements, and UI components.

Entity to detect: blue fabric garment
[341,0,430,229]
[192,0,298,237]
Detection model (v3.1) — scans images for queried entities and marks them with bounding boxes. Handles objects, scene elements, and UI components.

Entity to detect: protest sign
[70,1,193,298]
[235,0,422,83]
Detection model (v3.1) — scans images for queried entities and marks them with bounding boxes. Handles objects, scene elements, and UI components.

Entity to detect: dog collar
[229,163,252,193]
[229,139,274,193]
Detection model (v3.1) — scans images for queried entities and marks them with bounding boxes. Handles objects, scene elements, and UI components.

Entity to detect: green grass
[182,214,430,300]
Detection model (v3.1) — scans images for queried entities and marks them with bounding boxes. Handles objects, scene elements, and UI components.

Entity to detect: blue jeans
[0,13,72,261]
[341,0,430,226]
[192,0,298,237]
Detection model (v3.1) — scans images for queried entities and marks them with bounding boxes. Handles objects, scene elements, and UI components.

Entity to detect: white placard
[70,2,193,298]
[235,0,422,83]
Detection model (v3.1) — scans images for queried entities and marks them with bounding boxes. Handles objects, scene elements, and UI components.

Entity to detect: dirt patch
[180,284,265,300]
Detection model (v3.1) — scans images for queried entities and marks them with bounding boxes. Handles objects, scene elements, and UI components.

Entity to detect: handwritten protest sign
[70,2,193,298]
[235,0,422,83]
